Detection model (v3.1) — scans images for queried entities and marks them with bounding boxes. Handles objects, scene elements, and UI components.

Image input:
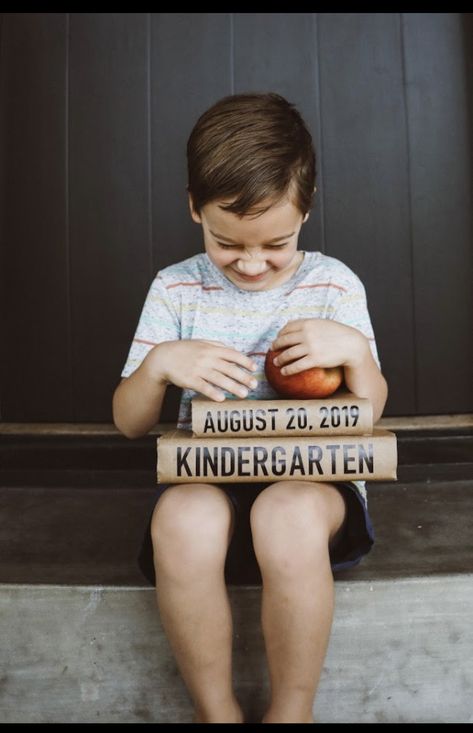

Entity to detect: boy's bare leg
[151,483,243,723]
[250,481,347,724]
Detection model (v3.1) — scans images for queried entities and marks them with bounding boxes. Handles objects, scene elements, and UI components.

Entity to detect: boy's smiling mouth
[231,269,270,282]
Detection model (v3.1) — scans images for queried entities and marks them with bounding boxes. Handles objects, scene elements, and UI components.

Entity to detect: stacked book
[156,391,398,483]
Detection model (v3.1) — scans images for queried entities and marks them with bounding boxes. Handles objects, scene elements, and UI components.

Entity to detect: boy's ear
[188,193,202,224]
[302,185,316,223]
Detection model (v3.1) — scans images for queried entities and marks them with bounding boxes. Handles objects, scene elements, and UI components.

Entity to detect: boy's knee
[150,483,234,558]
[250,481,337,569]
[251,481,330,535]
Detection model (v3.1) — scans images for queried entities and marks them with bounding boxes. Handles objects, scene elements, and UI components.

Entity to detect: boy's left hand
[271,318,367,375]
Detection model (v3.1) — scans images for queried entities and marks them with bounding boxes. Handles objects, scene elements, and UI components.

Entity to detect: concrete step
[1,575,472,723]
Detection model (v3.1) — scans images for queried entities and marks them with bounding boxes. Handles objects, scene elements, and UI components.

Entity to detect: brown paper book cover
[157,429,397,483]
[191,392,373,437]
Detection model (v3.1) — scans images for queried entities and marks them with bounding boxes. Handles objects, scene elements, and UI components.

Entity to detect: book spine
[191,396,373,437]
[157,432,397,483]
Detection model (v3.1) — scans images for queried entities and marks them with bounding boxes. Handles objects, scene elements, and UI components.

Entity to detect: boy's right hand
[146,339,258,401]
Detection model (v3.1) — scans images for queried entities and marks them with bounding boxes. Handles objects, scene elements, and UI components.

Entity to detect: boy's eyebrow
[209,230,295,245]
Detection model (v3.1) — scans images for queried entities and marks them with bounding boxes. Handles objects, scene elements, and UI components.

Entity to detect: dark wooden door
[1,13,472,421]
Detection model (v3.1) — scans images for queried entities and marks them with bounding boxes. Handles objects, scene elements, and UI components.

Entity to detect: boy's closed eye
[217,242,289,250]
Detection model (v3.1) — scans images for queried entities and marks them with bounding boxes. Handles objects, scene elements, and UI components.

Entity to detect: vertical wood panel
[403,13,473,413]
[1,13,472,421]
[0,13,70,420]
[69,13,150,420]
[233,13,323,257]
[150,13,232,421]
[318,13,416,415]
[150,13,232,270]
[0,12,6,420]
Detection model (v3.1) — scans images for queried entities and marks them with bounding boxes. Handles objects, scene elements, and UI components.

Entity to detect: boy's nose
[235,258,267,275]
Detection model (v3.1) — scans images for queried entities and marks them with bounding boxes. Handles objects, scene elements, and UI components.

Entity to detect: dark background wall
[1,12,472,422]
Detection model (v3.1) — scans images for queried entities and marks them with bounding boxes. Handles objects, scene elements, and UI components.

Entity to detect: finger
[199,339,228,346]
[279,355,315,376]
[199,341,258,372]
[193,377,226,402]
[272,330,303,351]
[219,348,258,373]
[207,369,253,399]
[218,362,259,391]
[273,344,307,367]
[275,319,305,337]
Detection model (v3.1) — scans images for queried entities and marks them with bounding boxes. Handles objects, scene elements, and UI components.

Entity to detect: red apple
[264,349,344,399]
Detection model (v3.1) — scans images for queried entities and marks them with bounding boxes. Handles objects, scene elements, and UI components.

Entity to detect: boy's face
[189,196,309,291]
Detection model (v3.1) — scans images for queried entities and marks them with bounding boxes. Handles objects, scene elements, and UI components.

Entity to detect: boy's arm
[342,334,388,424]
[113,339,258,439]
[112,348,168,439]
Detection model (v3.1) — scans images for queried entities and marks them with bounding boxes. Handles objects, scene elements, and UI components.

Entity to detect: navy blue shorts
[137,481,375,586]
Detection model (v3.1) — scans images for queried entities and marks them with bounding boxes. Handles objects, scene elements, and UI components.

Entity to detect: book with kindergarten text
[157,428,397,484]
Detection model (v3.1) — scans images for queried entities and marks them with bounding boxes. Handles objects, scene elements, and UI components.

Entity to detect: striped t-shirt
[121,249,380,428]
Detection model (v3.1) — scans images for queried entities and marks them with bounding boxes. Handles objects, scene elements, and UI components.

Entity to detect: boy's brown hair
[187,92,316,217]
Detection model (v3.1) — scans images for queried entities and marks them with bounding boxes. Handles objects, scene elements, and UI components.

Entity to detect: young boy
[113,92,388,724]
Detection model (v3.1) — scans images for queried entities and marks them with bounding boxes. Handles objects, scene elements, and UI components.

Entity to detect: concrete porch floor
[1,573,472,724]
[1,477,473,723]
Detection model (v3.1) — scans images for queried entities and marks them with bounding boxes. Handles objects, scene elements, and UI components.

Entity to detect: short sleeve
[331,275,381,369]
[121,275,180,378]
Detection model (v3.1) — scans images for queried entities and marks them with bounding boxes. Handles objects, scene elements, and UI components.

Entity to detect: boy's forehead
[204,198,303,237]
